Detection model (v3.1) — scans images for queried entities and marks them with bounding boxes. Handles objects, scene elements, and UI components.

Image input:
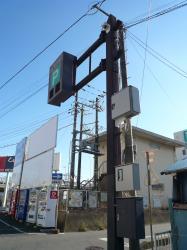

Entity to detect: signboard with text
[0,156,15,172]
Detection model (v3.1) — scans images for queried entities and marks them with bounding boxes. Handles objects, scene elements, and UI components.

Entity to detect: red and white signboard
[0,156,15,172]
[50,191,58,199]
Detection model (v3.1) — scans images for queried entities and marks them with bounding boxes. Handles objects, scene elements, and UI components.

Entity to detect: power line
[128,31,187,79]
[0,0,106,92]
[0,106,72,135]
[126,0,187,29]
[0,143,17,149]
[136,0,152,127]
[0,114,72,140]
[125,0,182,25]
[0,122,74,149]
[128,31,187,77]
[128,37,174,105]
[58,123,73,131]
[0,83,47,120]
[87,84,106,94]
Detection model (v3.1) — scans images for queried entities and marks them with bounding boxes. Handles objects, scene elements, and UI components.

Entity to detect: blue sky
[0,0,187,180]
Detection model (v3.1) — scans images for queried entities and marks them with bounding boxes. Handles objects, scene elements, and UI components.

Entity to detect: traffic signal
[48,52,77,106]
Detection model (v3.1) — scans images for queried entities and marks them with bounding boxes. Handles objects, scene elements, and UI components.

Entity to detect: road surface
[0,214,170,250]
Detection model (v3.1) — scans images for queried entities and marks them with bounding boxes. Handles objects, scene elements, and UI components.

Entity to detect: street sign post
[52,173,63,181]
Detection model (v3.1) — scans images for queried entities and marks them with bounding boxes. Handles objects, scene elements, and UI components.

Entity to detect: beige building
[97,127,184,208]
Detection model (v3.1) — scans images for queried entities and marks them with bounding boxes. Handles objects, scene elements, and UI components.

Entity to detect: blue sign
[52,173,63,180]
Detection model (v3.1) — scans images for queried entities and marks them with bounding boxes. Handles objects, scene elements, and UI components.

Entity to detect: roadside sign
[50,190,58,199]
[52,173,63,180]
[0,156,15,172]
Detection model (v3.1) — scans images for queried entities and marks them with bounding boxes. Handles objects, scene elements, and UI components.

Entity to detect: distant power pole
[70,93,78,189]
[77,105,84,189]
[94,97,99,190]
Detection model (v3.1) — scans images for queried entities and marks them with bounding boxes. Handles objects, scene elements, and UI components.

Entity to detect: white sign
[53,152,60,171]
[68,191,83,208]
[25,116,58,160]
[21,149,54,189]
[88,191,98,208]
[12,163,22,187]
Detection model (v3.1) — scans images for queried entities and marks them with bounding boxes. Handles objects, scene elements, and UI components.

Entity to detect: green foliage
[78,222,87,232]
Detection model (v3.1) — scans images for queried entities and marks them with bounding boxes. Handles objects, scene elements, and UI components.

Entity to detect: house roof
[161,157,187,175]
[96,126,184,148]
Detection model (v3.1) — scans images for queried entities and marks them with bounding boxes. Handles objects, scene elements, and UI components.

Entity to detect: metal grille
[155,230,172,250]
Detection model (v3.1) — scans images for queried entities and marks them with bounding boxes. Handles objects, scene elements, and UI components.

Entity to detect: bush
[78,222,87,232]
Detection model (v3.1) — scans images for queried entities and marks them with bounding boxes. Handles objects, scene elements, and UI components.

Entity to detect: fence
[58,189,107,211]
[154,230,172,250]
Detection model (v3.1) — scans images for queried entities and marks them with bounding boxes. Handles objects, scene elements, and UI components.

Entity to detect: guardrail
[154,230,172,250]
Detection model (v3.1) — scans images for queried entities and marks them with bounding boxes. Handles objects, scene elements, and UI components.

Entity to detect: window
[152,183,164,191]
[117,169,123,182]
[182,149,186,155]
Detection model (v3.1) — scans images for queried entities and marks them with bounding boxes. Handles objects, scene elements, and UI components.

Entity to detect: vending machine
[9,189,19,217]
[37,187,58,228]
[16,189,29,221]
[26,189,39,224]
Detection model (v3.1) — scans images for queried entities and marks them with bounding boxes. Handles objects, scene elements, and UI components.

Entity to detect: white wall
[98,134,177,208]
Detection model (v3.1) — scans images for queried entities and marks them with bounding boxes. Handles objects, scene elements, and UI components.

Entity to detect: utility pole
[106,15,124,250]
[48,6,143,248]
[94,97,99,190]
[119,24,140,250]
[77,105,84,189]
[2,172,10,208]
[146,152,154,250]
[70,93,78,189]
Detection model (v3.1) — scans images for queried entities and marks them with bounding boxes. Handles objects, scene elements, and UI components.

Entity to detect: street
[0,214,170,250]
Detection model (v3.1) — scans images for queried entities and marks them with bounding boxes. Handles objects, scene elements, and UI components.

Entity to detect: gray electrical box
[111,86,140,123]
[48,52,77,106]
[116,197,145,239]
[115,163,140,192]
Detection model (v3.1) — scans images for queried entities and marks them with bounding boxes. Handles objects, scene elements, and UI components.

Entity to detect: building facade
[97,127,184,208]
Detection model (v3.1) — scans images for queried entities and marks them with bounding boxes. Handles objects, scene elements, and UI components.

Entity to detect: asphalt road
[0,214,170,250]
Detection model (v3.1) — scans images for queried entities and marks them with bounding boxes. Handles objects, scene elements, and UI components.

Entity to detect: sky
[0,0,187,181]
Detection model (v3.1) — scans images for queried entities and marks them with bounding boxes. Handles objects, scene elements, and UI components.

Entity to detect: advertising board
[21,149,54,189]
[68,190,83,208]
[25,116,58,160]
[0,156,15,172]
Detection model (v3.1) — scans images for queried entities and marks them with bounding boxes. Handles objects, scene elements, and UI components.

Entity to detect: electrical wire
[0,122,74,148]
[126,0,183,26]
[0,0,106,92]
[136,0,152,127]
[127,31,187,79]
[87,84,106,94]
[0,83,47,121]
[128,37,174,105]
[0,114,73,140]
[0,143,17,149]
[126,0,187,29]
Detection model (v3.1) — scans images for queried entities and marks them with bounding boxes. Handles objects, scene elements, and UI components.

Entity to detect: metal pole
[77,105,84,189]
[94,97,99,190]
[119,25,141,249]
[146,152,154,250]
[70,93,78,189]
[106,15,124,250]
[2,172,10,208]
